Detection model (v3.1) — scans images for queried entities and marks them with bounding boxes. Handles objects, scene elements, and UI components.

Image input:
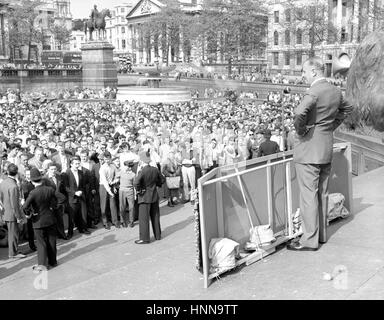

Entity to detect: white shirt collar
[311,77,327,87]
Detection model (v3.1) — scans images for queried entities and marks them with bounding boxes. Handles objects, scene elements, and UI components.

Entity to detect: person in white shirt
[99,152,119,229]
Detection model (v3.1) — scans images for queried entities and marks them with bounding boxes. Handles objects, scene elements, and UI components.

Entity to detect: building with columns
[38,0,73,50]
[266,0,384,76]
[105,2,136,58]
[126,0,202,65]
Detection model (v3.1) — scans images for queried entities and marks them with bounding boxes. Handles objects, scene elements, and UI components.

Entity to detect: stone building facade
[266,0,384,76]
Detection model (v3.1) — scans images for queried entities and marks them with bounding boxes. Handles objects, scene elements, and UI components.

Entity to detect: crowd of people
[0,87,118,104]
[0,84,304,270]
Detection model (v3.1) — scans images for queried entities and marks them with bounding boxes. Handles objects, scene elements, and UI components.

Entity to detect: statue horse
[84,9,112,41]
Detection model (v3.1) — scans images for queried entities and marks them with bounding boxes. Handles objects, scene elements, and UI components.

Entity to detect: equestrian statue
[84,5,112,41]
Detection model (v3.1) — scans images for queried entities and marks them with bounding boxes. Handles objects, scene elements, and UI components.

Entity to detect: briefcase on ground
[166,176,181,189]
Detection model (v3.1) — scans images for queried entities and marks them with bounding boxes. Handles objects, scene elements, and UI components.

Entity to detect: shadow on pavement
[159,216,194,240]
[58,234,117,264]
[0,233,117,281]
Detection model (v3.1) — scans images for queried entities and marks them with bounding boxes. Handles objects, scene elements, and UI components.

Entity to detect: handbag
[166,176,180,189]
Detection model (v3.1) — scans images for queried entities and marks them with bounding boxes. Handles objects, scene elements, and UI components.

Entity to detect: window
[296,52,302,65]
[285,9,291,23]
[274,31,279,45]
[122,26,125,33]
[285,52,290,65]
[285,30,290,45]
[296,29,302,44]
[110,30,112,38]
[81,36,84,41]
[273,52,279,65]
[122,39,126,49]
[274,11,279,23]
[121,7,125,13]
[74,43,77,48]
[341,27,347,43]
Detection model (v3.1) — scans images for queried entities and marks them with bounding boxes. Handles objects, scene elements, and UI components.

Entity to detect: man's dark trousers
[55,205,66,238]
[34,224,57,267]
[67,202,87,235]
[6,221,19,257]
[138,201,161,241]
[99,185,118,226]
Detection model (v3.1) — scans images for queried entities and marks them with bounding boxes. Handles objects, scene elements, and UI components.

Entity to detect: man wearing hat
[22,168,58,272]
[257,129,280,157]
[133,150,164,244]
[119,161,136,228]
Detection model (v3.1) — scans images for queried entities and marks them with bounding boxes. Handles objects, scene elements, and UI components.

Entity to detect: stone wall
[334,131,384,176]
[0,75,83,92]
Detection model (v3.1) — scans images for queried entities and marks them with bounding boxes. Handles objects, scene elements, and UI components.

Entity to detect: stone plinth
[81,41,117,89]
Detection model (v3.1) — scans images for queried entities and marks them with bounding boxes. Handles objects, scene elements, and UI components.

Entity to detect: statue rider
[90,4,99,30]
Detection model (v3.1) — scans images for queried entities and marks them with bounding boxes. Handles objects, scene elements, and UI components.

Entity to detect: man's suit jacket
[80,166,95,195]
[91,161,101,187]
[52,153,71,172]
[0,177,24,222]
[22,185,57,229]
[293,79,353,164]
[43,174,67,206]
[133,165,163,204]
[63,169,86,204]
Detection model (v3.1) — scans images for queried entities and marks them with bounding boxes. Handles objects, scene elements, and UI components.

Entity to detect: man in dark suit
[22,168,58,271]
[0,164,27,259]
[20,167,37,251]
[90,152,103,224]
[133,150,164,244]
[62,156,90,238]
[257,129,281,157]
[79,151,98,229]
[287,57,353,251]
[44,163,68,239]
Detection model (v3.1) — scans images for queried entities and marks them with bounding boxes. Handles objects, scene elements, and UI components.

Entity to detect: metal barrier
[198,142,353,288]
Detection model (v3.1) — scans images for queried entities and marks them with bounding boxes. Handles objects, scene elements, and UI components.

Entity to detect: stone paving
[1,167,384,299]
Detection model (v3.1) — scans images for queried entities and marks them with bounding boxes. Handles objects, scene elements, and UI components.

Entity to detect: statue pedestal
[81,41,117,89]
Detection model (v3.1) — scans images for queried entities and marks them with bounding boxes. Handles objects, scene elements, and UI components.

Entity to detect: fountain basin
[117,86,191,104]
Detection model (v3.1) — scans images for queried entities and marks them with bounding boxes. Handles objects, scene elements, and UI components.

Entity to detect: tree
[72,19,86,32]
[141,0,200,65]
[50,22,72,50]
[140,0,267,69]
[200,0,267,64]
[354,0,384,42]
[283,0,338,57]
[7,0,45,63]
